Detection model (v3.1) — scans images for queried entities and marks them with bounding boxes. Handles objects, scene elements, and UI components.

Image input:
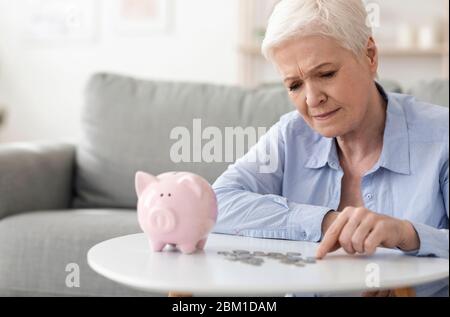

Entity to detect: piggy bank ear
[135,172,158,197]
[177,175,202,198]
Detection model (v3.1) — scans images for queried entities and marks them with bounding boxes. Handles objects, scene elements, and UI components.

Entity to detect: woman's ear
[366,37,379,76]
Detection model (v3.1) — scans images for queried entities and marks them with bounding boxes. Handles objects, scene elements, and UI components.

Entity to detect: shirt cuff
[287,202,333,242]
[402,221,449,258]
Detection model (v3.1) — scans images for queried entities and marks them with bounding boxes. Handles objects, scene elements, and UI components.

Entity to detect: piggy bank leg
[149,239,166,252]
[196,238,207,250]
[178,243,197,254]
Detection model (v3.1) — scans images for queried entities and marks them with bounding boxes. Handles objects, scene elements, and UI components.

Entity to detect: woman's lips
[312,108,341,121]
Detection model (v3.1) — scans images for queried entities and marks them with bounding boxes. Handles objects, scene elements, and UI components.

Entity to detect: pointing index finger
[316,212,349,259]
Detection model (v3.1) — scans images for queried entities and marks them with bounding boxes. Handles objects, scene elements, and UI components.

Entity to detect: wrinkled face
[272,35,377,138]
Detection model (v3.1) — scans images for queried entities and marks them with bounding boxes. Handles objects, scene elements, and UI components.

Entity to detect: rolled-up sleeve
[212,120,331,242]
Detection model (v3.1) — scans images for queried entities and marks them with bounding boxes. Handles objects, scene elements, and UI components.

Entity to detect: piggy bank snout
[147,207,177,234]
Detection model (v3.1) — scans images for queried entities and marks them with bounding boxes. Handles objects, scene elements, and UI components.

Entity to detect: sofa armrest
[0,142,76,220]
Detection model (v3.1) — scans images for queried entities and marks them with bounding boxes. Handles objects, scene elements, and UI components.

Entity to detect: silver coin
[243,258,264,266]
[247,257,263,263]
[286,252,302,257]
[252,251,267,257]
[268,253,286,259]
[284,257,302,263]
[236,254,253,260]
[294,262,305,267]
[269,255,285,260]
[280,259,299,265]
[286,255,303,261]
[233,249,250,254]
[244,262,262,267]
[304,257,317,264]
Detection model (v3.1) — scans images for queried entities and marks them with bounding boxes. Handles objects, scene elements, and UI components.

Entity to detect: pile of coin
[217,250,317,267]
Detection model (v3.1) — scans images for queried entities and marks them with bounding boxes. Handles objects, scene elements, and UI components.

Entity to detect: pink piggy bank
[135,171,218,254]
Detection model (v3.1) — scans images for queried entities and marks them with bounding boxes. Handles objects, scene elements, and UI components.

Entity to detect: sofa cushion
[408,79,449,108]
[74,73,292,208]
[0,209,160,296]
[377,79,403,94]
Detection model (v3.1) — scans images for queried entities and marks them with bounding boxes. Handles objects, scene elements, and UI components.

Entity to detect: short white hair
[261,0,373,61]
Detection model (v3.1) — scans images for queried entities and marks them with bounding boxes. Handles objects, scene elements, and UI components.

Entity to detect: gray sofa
[0,73,448,296]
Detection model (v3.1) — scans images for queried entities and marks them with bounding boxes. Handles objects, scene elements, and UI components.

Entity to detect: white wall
[0,0,240,143]
[0,0,447,143]
[372,0,448,89]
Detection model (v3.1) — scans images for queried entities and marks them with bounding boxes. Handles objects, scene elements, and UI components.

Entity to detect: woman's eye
[321,71,336,78]
[289,83,302,92]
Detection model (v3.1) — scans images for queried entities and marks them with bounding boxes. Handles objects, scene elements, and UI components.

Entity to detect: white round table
[87,233,449,296]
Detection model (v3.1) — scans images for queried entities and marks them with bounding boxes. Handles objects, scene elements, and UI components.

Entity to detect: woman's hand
[316,207,420,259]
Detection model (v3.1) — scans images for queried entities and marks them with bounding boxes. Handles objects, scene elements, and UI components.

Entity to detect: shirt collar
[303,82,411,175]
[377,85,411,175]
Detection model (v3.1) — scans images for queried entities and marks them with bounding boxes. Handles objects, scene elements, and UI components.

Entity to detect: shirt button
[366,193,374,200]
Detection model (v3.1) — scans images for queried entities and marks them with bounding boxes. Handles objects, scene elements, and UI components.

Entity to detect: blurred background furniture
[0,0,448,144]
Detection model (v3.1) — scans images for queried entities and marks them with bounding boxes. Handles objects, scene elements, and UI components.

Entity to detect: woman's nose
[305,84,327,108]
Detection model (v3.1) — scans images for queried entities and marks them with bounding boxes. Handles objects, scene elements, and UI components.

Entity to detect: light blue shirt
[212,84,449,297]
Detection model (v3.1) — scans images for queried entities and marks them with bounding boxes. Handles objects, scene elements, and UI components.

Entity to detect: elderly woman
[212,0,448,297]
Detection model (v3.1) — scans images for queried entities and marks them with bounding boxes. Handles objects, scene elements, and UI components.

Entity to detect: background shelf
[238,0,449,88]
